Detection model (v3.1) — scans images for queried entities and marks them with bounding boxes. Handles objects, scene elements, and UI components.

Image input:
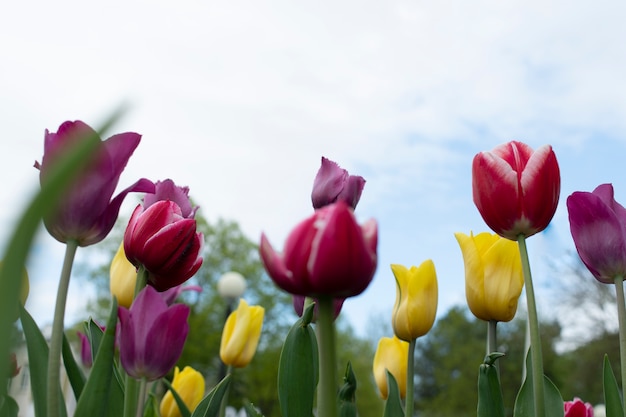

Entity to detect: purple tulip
[311,157,366,210]
[77,331,93,368]
[567,184,626,284]
[117,286,190,381]
[34,120,154,246]
[160,284,202,305]
[143,179,198,219]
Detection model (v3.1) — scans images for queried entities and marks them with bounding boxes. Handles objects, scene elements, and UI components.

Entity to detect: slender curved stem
[317,296,338,417]
[135,378,147,417]
[405,339,416,417]
[517,235,545,417]
[487,320,498,373]
[219,366,233,417]
[613,276,626,417]
[47,239,78,417]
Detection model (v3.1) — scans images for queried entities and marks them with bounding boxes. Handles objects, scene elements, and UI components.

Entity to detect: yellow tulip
[220,299,265,368]
[455,231,524,322]
[110,242,137,308]
[372,336,409,400]
[160,366,205,417]
[391,260,438,341]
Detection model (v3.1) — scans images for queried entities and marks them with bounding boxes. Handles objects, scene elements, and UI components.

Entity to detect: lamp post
[217,271,247,381]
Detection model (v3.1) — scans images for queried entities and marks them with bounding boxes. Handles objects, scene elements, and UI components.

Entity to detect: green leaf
[19,306,68,417]
[513,351,563,417]
[477,352,505,417]
[277,303,319,417]
[62,333,86,399]
[0,394,19,417]
[603,355,624,417]
[339,361,358,417]
[74,298,121,417]
[0,111,123,382]
[244,403,264,417]
[162,377,192,417]
[382,370,404,417]
[142,392,160,417]
[191,375,232,417]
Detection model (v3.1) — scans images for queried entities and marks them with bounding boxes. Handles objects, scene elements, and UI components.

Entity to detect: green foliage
[513,351,563,417]
[478,353,505,417]
[382,371,404,417]
[603,355,623,417]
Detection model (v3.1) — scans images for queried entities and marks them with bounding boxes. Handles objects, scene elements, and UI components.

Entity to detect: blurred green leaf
[339,362,358,417]
[142,393,160,417]
[62,333,86,399]
[244,403,264,417]
[0,394,19,417]
[277,303,318,417]
[382,371,404,417]
[603,355,623,417]
[477,352,505,417]
[191,375,231,417]
[513,351,563,417]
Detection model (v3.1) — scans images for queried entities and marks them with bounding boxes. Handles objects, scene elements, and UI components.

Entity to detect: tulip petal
[455,232,490,321]
[312,157,349,208]
[260,234,302,295]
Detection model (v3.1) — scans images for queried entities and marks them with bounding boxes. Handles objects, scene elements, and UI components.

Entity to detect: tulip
[455,232,524,322]
[311,157,366,209]
[260,201,377,298]
[472,141,560,240]
[160,366,205,417]
[391,261,438,342]
[117,286,190,381]
[34,120,154,246]
[564,398,594,417]
[372,336,409,400]
[110,243,138,308]
[292,295,344,322]
[220,299,264,368]
[77,331,93,368]
[124,200,203,291]
[143,179,198,219]
[567,184,626,284]
[160,284,203,306]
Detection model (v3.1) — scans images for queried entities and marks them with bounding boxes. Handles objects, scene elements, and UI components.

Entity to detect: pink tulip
[34,120,154,246]
[311,157,366,210]
[567,184,626,284]
[472,141,560,240]
[77,331,93,368]
[564,398,594,417]
[260,201,377,298]
[117,286,190,381]
[124,200,203,291]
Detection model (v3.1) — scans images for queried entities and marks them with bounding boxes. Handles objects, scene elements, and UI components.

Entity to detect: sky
[2,0,626,344]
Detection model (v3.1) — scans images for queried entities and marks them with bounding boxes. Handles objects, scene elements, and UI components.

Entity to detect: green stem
[487,320,499,374]
[135,378,147,417]
[134,265,148,298]
[219,366,233,417]
[317,296,338,417]
[517,235,545,417]
[47,239,78,417]
[613,276,626,417]
[405,339,416,417]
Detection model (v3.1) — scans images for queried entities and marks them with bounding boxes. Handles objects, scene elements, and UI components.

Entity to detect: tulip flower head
[311,157,366,210]
[220,299,264,368]
[34,120,154,246]
[117,286,190,381]
[77,331,93,368]
[124,197,203,291]
[472,141,560,240]
[143,179,198,219]
[567,183,626,284]
[160,366,205,417]
[564,398,594,417]
[455,232,523,322]
[373,336,409,400]
[391,261,438,341]
[110,242,138,308]
[260,201,377,298]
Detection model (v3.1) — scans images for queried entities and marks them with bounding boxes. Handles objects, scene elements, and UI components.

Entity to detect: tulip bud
[34,120,154,246]
[564,398,594,417]
[312,157,366,210]
[455,232,524,322]
[77,331,93,368]
[220,299,264,368]
[118,286,190,381]
[160,366,205,417]
[260,201,377,298]
[472,141,560,240]
[124,199,203,291]
[110,243,137,308]
[372,336,408,400]
[567,184,626,284]
[391,260,438,341]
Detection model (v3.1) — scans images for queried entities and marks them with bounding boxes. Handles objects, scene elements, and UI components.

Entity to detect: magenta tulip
[472,141,560,240]
[34,120,154,246]
[567,184,626,284]
[260,201,377,298]
[143,179,198,219]
[311,157,366,210]
[77,331,93,368]
[124,199,203,291]
[564,398,594,417]
[117,286,190,381]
